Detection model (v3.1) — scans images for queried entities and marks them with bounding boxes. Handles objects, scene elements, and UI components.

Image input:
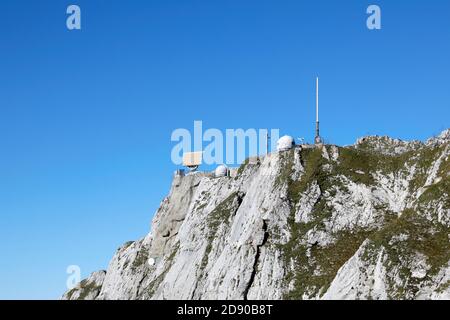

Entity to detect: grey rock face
[62,271,106,300]
[63,130,450,300]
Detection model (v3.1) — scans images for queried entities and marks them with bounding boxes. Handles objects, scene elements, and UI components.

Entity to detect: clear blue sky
[0,0,449,299]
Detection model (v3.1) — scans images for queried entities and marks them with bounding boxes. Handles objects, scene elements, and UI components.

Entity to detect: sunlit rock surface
[63,130,450,300]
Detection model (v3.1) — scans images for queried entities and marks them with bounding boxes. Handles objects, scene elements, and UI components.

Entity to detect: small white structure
[147,258,155,266]
[277,135,295,152]
[215,165,229,177]
[183,152,203,172]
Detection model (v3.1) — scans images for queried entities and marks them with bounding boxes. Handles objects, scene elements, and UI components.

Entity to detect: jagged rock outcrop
[63,130,450,300]
[62,271,106,300]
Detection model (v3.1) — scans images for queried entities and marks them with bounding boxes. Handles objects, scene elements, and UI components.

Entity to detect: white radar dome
[277,136,295,152]
[215,165,229,177]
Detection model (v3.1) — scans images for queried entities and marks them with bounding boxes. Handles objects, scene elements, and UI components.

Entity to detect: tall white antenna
[316,77,319,123]
[315,77,322,144]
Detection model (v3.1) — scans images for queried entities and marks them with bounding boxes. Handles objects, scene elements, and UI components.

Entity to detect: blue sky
[0,0,449,299]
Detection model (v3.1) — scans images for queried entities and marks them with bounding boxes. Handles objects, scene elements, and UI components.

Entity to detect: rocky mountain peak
[427,129,450,147]
[62,130,450,300]
[354,135,423,156]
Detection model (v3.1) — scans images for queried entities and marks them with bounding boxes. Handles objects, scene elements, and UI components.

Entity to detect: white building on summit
[215,165,229,177]
[276,135,295,152]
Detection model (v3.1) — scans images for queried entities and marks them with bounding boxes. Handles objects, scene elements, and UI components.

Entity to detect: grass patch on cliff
[235,159,250,178]
[66,279,102,300]
[275,150,296,186]
[276,143,448,299]
[293,148,329,199]
[282,207,450,300]
[282,228,372,300]
[200,192,240,271]
[274,148,374,298]
[276,148,329,206]
[437,280,450,293]
[78,280,102,300]
[417,176,450,209]
[145,243,179,297]
[336,147,417,186]
[132,248,149,271]
[370,209,450,277]
[281,146,415,208]
[277,146,418,299]
[362,208,450,299]
[336,148,378,185]
[409,145,446,192]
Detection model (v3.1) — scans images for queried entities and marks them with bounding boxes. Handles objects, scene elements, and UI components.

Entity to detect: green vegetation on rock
[201,192,239,271]
[275,140,449,299]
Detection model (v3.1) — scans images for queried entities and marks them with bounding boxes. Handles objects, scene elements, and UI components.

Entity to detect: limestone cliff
[63,130,450,300]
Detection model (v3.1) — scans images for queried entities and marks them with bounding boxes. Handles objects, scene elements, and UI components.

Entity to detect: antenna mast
[315,77,322,145]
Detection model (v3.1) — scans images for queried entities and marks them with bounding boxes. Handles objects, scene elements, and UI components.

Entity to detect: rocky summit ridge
[63,130,450,300]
